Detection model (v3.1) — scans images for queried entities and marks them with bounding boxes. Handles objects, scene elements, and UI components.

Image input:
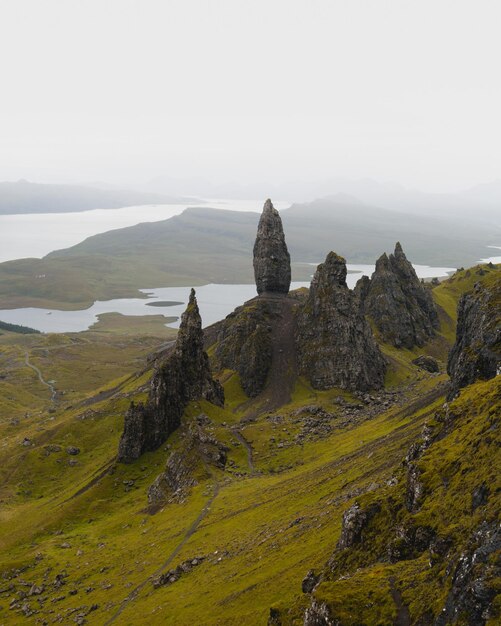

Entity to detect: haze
[1,0,500,193]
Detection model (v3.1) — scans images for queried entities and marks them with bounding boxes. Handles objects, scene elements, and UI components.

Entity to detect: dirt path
[232,428,255,474]
[24,351,57,402]
[390,577,411,626]
[104,482,220,625]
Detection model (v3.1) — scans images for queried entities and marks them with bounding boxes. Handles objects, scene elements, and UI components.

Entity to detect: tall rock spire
[253,199,291,295]
[117,289,224,463]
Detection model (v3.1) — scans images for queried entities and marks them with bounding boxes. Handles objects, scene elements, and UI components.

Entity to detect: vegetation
[0,320,40,334]
[0,264,498,625]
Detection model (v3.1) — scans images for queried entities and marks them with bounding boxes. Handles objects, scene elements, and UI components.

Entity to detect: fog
[0,0,500,193]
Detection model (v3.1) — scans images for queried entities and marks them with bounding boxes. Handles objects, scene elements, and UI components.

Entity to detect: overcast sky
[0,0,499,192]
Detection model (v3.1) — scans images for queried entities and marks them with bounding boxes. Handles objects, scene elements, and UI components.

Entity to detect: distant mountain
[0,180,190,215]
[139,176,501,221]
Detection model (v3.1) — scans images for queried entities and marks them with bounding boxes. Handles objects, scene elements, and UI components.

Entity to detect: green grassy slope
[0,265,498,625]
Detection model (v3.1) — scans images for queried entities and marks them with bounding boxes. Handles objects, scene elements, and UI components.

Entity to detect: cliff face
[117,289,224,463]
[447,278,500,398]
[358,242,439,349]
[212,300,274,397]
[296,252,386,391]
[253,199,291,295]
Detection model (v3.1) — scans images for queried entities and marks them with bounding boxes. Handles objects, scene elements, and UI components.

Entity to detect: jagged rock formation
[212,300,274,397]
[296,252,386,391]
[253,199,291,295]
[117,289,224,463]
[357,242,439,348]
[412,355,440,373]
[447,278,500,398]
[148,414,228,504]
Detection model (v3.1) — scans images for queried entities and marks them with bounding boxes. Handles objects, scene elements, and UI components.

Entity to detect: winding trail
[232,428,256,474]
[104,483,220,626]
[24,351,57,401]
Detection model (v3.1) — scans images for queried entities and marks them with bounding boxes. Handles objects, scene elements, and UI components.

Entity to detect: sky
[0,0,500,192]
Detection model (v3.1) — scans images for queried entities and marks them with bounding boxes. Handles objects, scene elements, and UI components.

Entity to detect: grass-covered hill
[0,180,187,215]
[0,197,499,310]
[0,262,498,625]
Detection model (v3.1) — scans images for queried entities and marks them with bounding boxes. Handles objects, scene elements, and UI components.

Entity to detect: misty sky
[0,0,500,192]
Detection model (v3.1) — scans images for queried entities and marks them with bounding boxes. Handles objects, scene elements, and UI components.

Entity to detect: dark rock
[253,199,291,295]
[153,555,205,588]
[447,277,500,399]
[336,501,381,550]
[435,523,500,626]
[406,463,424,512]
[118,289,224,463]
[359,242,439,349]
[412,355,440,373]
[213,299,273,397]
[66,446,80,456]
[388,524,435,562]
[471,482,490,511]
[148,420,228,504]
[296,252,386,391]
[304,600,337,626]
[302,570,320,593]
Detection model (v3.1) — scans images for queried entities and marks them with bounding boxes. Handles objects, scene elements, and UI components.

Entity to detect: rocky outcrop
[357,242,439,348]
[336,501,381,550]
[447,279,500,399]
[118,290,224,463]
[212,299,274,397]
[412,355,440,373]
[435,523,500,626]
[253,199,291,295]
[296,252,386,391]
[148,415,228,504]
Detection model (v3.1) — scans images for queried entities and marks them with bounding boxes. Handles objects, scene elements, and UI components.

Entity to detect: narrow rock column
[253,199,291,294]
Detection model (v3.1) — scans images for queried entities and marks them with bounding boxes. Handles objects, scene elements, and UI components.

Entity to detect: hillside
[0,240,498,625]
[0,197,498,311]
[0,180,188,215]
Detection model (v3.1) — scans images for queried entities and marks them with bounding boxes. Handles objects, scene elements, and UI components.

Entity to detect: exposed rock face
[212,299,274,397]
[447,279,500,399]
[336,501,381,550]
[118,290,224,463]
[435,523,500,626]
[357,242,439,349]
[253,199,291,295]
[412,355,440,373]
[148,414,228,504]
[296,252,386,391]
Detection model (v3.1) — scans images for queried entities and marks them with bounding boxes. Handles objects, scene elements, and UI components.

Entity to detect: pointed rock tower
[357,242,439,349]
[253,199,291,295]
[118,289,224,463]
[296,252,386,391]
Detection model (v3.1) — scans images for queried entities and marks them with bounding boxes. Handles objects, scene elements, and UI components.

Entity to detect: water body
[0,199,283,263]
[0,258,457,334]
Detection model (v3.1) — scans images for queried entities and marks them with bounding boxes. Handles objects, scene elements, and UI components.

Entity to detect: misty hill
[0,180,188,215]
[139,176,501,221]
[51,194,498,266]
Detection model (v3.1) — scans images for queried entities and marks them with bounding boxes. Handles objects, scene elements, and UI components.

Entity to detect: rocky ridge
[357,242,439,348]
[447,277,500,398]
[296,252,386,391]
[117,289,223,463]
